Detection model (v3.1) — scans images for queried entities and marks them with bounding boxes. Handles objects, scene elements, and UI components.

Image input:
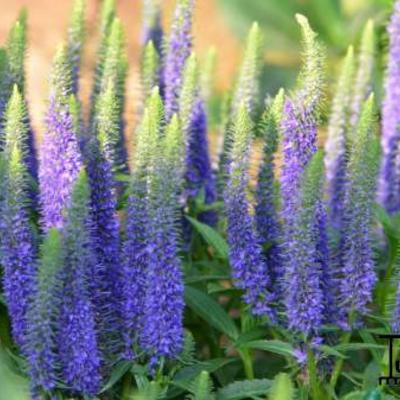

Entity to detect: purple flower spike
[0,145,36,349]
[379,0,400,214]
[163,0,195,120]
[39,99,83,230]
[58,170,102,395]
[225,104,275,320]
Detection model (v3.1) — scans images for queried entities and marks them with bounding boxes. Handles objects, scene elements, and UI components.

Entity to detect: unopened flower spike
[163,0,195,120]
[66,0,86,94]
[3,85,37,184]
[6,9,27,94]
[26,229,63,393]
[58,169,102,395]
[225,103,275,319]
[218,22,263,192]
[325,46,355,230]
[379,0,400,213]
[294,13,325,117]
[39,44,83,230]
[93,18,129,175]
[90,0,115,117]
[255,88,285,298]
[284,150,327,336]
[4,12,38,181]
[200,47,217,108]
[141,40,160,100]
[94,79,127,182]
[350,19,375,130]
[0,142,36,349]
[339,94,379,328]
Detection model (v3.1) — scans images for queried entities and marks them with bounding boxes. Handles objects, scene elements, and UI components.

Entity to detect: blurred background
[0,0,393,136]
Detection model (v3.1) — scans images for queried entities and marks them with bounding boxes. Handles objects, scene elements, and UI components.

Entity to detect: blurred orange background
[0,0,242,137]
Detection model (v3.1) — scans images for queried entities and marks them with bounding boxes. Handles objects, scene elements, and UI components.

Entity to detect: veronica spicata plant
[2,1,400,399]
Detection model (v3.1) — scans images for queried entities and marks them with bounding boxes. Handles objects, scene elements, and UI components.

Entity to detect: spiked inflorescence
[39,45,83,230]
[58,170,102,395]
[0,140,36,349]
[26,229,63,393]
[379,0,400,214]
[337,95,379,327]
[163,0,195,120]
[255,89,285,298]
[225,104,275,319]
[325,46,355,230]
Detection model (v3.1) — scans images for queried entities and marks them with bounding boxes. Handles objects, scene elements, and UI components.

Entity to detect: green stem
[329,330,352,393]
[307,346,321,400]
[121,373,132,400]
[380,240,398,312]
[238,348,255,379]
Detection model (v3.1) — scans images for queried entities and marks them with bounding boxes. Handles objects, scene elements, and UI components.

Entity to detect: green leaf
[216,378,273,400]
[239,340,295,358]
[233,327,266,348]
[333,343,386,353]
[100,360,132,393]
[186,216,229,259]
[270,373,294,400]
[319,344,347,359]
[185,286,239,339]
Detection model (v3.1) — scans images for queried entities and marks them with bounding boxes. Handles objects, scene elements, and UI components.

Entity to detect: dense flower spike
[121,88,163,357]
[225,104,275,319]
[93,18,129,175]
[5,12,38,180]
[66,0,85,94]
[39,45,83,230]
[26,229,63,393]
[255,89,285,295]
[338,95,379,326]
[163,0,195,120]
[141,0,163,55]
[280,15,324,227]
[294,14,325,117]
[0,143,36,349]
[284,151,326,336]
[325,46,355,230]
[350,20,374,130]
[139,91,185,362]
[95,79,125,180]
[179,54,216,217]
[86,136,121,363]
[58,170,102,395]
[218,23,263,193]
[379,0,400,214]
